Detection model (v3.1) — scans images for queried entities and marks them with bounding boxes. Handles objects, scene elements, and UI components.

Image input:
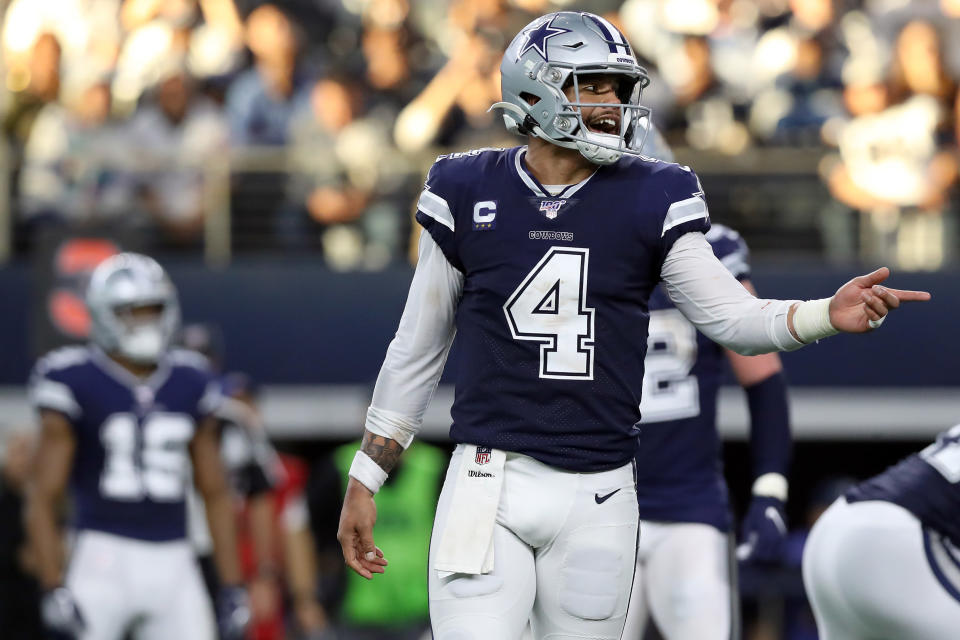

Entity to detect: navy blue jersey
[847,425,960,546]
[29,346,221,542]
[416,146,710,472]
[634,225,750,530]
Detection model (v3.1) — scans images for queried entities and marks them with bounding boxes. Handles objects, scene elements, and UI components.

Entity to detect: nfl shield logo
[475,447,492,465]
[539,199,567,219]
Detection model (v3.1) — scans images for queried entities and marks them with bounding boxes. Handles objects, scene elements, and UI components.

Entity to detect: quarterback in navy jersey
[24,253,248,640]
[804,425,960,639]
[336,11,929,640]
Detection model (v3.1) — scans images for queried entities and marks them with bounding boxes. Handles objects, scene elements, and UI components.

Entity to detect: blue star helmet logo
[517,16,571,62]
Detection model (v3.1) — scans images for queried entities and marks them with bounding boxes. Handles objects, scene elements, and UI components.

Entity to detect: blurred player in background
[24,253,248,640]
[179,325,329,640]
[337,11,929,640]
[179,325,282,638]
[623,133,792,640]
[803,424,960,639]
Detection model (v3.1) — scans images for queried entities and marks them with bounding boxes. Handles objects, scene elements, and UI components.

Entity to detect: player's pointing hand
[337,477,388,579]
[828,267,930,333]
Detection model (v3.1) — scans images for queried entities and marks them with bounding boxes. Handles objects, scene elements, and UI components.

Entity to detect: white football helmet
[86,253,180,364]
[491,11,652,165]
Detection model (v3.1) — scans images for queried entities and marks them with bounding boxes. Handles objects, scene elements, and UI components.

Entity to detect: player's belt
[435,444,506,575]
[923,526,960,604]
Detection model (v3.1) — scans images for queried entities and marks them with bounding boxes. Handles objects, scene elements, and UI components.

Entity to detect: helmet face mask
[493,12,653,165]
[86,254,180,365]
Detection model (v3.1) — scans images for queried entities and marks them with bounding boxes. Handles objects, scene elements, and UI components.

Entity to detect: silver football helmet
[492,11,652,165]
[86,253,180,364]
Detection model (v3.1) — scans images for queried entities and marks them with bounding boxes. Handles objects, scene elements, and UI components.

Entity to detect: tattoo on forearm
[361,433,404,474]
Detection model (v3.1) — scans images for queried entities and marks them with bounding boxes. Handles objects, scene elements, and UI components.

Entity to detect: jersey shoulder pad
[33,345,92,378]
[424,147,510,199]
[705,224,750,280]
[166,348,214,374]
[29,346,91,419]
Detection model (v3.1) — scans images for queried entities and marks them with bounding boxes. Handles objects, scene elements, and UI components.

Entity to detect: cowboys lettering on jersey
[337,11,928,640]
[624,223,792,640]
[804,425,960,639]
[25,253,247,640]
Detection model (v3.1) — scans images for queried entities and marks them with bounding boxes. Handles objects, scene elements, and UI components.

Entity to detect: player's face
[110,303,169,364]
[115,303,164,329]
[563,73,628,136]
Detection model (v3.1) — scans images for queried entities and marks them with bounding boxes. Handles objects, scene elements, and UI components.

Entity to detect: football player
[24,253,248,640]
[621,135,792,640]
[337,11,929,640]
[803,424,960,639]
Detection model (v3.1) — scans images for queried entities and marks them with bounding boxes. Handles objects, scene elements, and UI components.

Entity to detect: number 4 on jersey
[504,247,595,380]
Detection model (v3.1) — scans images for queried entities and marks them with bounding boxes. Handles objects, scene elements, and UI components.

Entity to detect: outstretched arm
[662,233,930,355]
[337,230,462,578]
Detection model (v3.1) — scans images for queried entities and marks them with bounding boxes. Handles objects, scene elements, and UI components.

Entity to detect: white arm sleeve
[364,230,463,448]
[661,232,805,355]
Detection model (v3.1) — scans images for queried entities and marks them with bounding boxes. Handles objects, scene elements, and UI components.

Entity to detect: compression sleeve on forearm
[364,230,463,447]
[746,371,792,479]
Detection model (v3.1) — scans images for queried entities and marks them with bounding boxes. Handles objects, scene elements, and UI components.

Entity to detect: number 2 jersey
[415,146,710,472]
[634,225,750,531]
[846,425,960,546]
[29,346,221,542]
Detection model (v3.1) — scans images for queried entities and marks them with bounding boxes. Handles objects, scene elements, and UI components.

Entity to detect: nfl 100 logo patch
[539,199,567,219]
[475,447,492,465]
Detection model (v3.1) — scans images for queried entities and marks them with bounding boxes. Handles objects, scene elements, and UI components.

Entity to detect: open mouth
[587,116,620,135]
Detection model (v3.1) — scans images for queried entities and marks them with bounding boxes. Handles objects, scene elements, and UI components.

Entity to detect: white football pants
[428,445,639,640]
[66,530,216,640]
[621,521,731,640]
[803,497,960,640]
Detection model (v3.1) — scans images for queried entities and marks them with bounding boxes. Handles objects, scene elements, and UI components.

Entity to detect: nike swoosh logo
[595,489,622,504]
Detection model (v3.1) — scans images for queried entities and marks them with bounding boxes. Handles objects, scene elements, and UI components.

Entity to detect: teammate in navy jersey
[620,133,792,640]
[336,11,929,640]
[24,253,248,640]
[803,425,960,639]
[624,223,792,640]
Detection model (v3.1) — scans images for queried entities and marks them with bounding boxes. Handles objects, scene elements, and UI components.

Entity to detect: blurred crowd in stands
[1,0,959,267]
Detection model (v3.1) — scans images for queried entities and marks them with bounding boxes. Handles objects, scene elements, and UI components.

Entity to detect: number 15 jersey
[416,146,710,472]
[29,346,221,542]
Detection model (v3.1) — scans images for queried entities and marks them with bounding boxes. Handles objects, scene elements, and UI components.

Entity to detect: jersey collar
[513,146,598,199]
[90,345,172,392]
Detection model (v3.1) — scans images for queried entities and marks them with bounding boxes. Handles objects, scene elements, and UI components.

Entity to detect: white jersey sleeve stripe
[31,379,82,419]
[418,189,455,232]
[662,196,708,237]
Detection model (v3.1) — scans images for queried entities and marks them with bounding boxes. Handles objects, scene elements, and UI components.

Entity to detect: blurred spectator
[19,66,134,228]
[0,430,43,639]
[226,3,314,146]
[126,63,229,247]
[2,32,62,150]
[285,75,418,267]
[822,19,958,268]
